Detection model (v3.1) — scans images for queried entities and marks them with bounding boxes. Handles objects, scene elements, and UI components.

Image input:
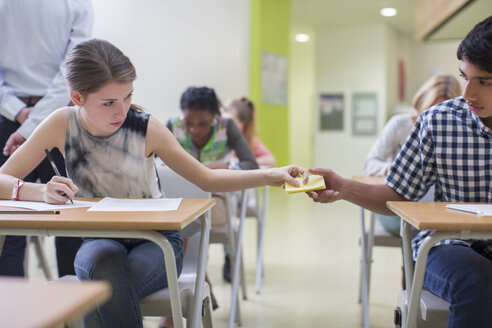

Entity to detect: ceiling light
[380,7,397,17]
[295,33,310,43]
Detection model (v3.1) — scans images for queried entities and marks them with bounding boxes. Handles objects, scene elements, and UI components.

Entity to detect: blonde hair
[223,97,257,147]
[412,74,462,114]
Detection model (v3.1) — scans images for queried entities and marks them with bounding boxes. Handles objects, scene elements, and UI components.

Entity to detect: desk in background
[0,198,215,328]
[0,277,110,328]
[387,201,492,328]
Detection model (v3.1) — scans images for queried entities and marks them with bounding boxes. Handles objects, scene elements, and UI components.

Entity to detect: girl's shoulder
[48,106,72,126]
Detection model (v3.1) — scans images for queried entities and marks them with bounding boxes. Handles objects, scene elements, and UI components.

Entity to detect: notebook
[445,204,492,216]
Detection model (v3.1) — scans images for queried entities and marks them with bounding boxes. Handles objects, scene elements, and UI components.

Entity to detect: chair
[61,165,214,328]
[209,190,248,328]
[158,164,248,328]
[394,219,449,328]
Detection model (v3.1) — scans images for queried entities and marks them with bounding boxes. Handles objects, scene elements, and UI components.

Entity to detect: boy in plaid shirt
[307,16,492,328]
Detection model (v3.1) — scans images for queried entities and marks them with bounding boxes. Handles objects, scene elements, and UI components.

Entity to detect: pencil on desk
[0,210,60,214]
[44,149,74,205]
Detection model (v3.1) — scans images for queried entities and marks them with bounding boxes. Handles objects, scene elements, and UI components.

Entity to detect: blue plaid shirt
[386,97,492,261]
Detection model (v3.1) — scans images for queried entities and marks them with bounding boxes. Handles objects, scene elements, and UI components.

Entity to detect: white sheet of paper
[0,200,96,211]
[446,204,492,216]
[87,197,182,212]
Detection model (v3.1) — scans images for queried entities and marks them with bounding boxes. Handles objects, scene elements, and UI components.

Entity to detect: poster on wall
[352,92,377,136]
[261,51,288,105]
[319,93,344,131]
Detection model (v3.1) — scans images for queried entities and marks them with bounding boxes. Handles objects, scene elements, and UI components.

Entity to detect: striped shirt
[386,97,492,260]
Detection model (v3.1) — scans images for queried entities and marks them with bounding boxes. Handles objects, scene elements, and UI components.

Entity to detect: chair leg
[240,248,248,301]
[23,236,31,278]
[33,236,54,280]
[255,216,265,294]
[201,296,214,328]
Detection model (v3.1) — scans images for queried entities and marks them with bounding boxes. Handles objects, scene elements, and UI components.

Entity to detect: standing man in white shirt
[0,0,93,277]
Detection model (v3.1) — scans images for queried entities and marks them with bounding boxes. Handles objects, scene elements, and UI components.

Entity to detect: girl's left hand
[266,165,309,188]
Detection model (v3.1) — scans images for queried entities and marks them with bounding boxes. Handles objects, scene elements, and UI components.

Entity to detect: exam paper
[87,197,182,212]
[445,204,492,216]
[0,200,96,211]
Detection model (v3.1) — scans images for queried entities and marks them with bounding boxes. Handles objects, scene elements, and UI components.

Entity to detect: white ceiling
[291,0,492,41]
[291,0,415,36]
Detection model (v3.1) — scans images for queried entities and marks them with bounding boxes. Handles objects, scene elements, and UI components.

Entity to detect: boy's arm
[306,167,407,216]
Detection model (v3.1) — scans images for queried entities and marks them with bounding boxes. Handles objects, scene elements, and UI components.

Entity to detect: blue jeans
[424,245,492,328]
[74,231,183,328]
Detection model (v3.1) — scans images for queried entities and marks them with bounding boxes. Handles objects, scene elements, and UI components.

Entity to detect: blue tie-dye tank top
[65,106,162,199]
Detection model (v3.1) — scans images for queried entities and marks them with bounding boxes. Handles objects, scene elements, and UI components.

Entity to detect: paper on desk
[0,200,96,211]
[285,175,326,194]
[87,197,182,212]
[445,204,492,216]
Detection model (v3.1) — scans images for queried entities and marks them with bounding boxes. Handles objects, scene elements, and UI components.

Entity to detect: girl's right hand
[266,165,309,188]
[44,176,78,204]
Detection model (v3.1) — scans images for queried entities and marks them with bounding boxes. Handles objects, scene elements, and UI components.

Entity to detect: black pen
[44,149,74,204]
[0,210,60,214]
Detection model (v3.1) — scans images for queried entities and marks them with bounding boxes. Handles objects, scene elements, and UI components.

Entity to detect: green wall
[250,0,292,166]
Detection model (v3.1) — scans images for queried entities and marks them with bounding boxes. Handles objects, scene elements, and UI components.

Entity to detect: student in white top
[362,74,462,236]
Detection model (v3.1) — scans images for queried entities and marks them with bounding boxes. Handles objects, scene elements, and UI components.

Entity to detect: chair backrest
[155,164,211,273]
[156,164,211,239]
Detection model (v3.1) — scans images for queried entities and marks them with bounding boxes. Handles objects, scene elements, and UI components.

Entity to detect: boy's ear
[70,90,84,106]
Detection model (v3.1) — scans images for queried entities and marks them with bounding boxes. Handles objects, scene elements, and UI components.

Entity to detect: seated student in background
[363,74,462,236]
[0,39,306,328]
[307,16,492,327]
[166,87,258,307]
[221,96,277,167]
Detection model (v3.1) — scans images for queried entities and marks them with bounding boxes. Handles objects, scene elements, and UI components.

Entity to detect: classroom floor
[27,189,402,328]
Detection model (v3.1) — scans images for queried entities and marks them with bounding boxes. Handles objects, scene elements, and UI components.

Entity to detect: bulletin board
[319,93,344,131]
[352,92,377,136]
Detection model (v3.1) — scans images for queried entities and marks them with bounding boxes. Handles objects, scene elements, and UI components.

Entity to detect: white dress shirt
[0,0,93,138]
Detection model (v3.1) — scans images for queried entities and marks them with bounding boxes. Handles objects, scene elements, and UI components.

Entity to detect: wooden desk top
[387,201,492,231]
[352,175,386,185]
[0,278,110,328]
[0,198,215,231]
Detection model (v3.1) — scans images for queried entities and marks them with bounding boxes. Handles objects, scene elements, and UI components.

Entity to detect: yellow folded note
[285,175,326,194]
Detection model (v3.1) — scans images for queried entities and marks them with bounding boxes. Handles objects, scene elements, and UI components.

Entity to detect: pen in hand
[44,149,74,204]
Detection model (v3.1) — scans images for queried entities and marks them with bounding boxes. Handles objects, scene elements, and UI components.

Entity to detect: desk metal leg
[404,230,490,328]
[189,213,211,328]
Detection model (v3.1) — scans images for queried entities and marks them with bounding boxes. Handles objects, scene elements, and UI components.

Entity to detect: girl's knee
[74,240,126,280]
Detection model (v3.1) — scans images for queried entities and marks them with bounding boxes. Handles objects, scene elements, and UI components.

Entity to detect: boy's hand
[305,168,343,203]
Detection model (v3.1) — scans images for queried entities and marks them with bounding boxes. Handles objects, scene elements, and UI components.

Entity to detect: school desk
[0,197,215,328]
[0,277,110,328]
[386,201,492,328]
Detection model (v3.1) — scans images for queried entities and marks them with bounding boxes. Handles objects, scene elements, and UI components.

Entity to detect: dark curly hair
[457,16,492,73]
[180,86,221,116]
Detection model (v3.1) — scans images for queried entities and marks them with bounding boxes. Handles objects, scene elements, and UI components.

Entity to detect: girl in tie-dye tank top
[0,39,307,328]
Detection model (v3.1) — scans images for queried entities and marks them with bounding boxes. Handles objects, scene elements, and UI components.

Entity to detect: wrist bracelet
[12,179,25,201]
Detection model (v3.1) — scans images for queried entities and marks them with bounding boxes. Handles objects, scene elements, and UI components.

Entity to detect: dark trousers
[0,115,82,277]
